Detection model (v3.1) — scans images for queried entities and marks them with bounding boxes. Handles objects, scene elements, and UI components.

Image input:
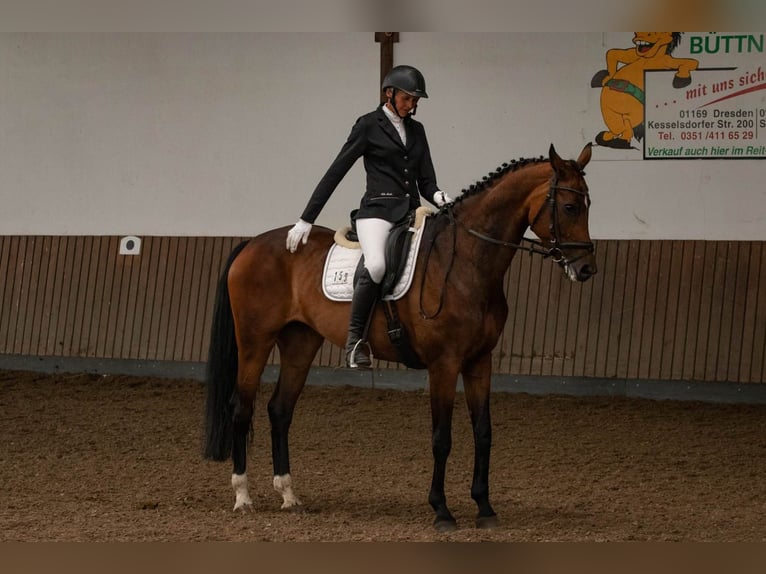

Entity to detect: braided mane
[452,155,548,205]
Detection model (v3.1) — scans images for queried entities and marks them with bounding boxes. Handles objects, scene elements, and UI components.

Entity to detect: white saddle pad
[322,219,428,302]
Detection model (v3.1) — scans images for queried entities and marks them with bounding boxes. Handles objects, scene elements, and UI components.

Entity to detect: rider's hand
[286,219,312,252]
[433,191,454,207]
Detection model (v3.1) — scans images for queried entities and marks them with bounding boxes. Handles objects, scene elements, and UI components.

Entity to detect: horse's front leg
[427,361,460,531]
[462,351,499,528]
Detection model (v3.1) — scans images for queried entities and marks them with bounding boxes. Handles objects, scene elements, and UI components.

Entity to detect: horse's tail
[203,239,249,461]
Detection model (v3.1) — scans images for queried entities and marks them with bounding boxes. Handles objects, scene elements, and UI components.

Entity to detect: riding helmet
[382,65,428,98]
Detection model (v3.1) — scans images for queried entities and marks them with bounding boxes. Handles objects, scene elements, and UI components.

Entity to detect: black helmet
[382,65,428,98]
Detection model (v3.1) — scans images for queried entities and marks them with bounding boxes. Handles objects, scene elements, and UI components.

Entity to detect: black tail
[203,240,249,461]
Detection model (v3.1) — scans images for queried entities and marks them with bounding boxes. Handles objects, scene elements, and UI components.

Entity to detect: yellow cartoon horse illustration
[592,32,699,149]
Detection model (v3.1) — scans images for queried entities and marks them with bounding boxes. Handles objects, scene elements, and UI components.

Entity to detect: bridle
[419,171,594,319]
[465,173,594,266]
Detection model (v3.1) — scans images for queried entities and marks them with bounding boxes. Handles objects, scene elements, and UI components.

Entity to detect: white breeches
[356,217,394,284]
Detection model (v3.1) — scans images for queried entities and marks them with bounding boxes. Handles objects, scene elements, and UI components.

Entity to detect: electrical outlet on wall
[119,236,142,256]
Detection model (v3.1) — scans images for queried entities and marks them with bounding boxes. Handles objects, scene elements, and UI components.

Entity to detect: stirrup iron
[347,339,373,369]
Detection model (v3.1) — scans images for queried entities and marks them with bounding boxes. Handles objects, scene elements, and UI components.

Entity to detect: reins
[418,207,458,319]
[464,226,552,257]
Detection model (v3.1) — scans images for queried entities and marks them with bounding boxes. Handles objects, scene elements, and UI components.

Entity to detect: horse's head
[528,143,597,282]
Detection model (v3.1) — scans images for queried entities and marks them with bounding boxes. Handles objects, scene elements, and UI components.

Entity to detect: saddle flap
[380,214,417,296]
[323,211,431,302]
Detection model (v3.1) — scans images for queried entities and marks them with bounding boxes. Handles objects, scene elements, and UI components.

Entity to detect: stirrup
[346,339,372,369]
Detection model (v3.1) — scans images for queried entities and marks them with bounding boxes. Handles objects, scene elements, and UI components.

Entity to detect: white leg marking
[273,474,302,509]
[231,473,253,511]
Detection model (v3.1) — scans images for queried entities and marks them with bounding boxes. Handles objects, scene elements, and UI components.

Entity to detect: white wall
[2,33,764,240]
[0,33,374,236]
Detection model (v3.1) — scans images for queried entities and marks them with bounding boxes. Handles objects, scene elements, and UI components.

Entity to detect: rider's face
[387,89,420,117]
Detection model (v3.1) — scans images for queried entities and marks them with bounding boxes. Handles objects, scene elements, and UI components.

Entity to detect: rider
[286,65,453,369]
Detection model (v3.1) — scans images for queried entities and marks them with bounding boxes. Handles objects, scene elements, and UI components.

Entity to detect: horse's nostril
[580,264,597,278]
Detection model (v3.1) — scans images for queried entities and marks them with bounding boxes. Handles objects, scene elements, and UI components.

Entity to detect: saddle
[325,206,431,301]
[324,207,431,369]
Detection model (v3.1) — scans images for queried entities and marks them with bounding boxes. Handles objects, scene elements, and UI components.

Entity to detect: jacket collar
[376,105,414,151]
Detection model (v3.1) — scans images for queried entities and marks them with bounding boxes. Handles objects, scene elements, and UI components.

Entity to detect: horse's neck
[460,163,549,268]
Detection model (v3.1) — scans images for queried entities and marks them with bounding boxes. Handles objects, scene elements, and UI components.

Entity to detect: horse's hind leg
[231,341,275,511]
[268,322,324,510]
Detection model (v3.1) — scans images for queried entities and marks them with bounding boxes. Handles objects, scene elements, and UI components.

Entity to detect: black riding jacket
[300,105,441,224]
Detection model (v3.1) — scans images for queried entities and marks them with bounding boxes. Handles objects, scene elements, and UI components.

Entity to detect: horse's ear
[576,142,593,169]
[549,143,565,173]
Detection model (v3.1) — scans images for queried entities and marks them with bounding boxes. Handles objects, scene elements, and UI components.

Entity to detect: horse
[204,143,596,531]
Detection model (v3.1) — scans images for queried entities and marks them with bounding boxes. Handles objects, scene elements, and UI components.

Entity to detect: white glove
[433,191,454,207]
[286,219,312,253]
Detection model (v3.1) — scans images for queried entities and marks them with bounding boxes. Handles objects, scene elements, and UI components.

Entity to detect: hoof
[233,501,253,513]
[433,517,458,533]
[476,514,500,529]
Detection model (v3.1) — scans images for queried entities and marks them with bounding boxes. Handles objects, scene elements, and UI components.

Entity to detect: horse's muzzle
[561,252,597,282]
[575,262,597,282]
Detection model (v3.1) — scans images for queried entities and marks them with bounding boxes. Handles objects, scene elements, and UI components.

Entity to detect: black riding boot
[345,269,381,369]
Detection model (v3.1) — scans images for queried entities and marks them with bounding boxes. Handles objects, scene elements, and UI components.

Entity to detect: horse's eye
[563,203,580,216]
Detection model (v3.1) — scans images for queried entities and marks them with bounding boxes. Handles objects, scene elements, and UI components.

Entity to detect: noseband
[465,174,594,266]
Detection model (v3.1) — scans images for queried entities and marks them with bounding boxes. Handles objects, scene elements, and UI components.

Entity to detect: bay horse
[204,143,596,531]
